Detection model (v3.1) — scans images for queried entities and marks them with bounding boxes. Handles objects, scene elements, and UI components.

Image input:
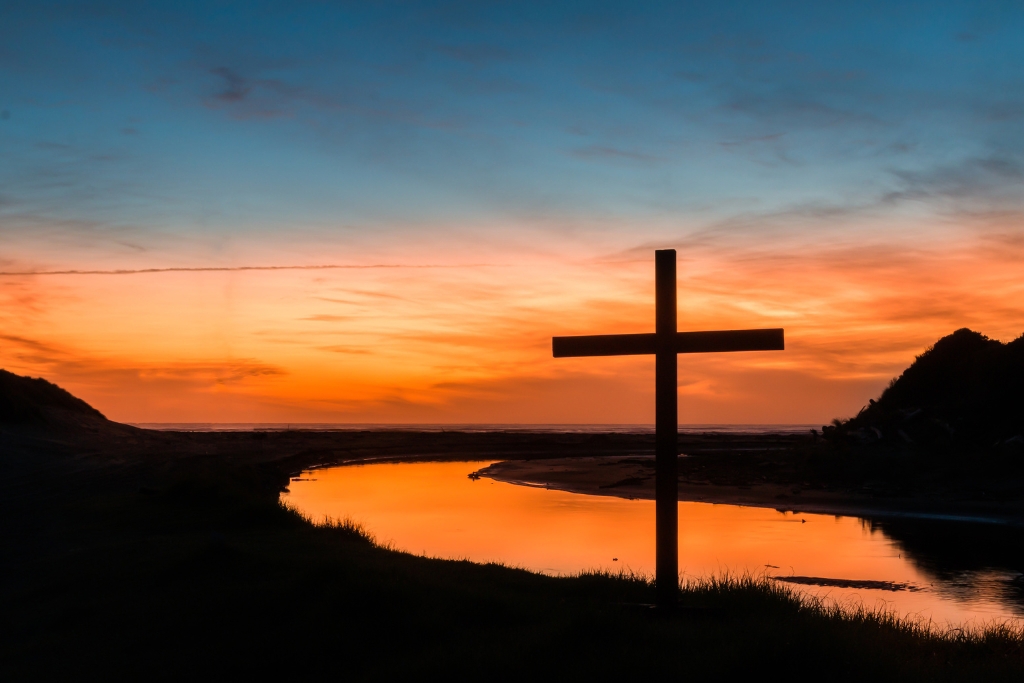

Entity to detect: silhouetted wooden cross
[552,249,784,607]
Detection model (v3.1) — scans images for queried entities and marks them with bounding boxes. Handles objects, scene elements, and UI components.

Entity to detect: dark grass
[3,465,1022,682]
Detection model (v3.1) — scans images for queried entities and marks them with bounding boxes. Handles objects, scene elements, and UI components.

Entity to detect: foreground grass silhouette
[3,453,1022,681]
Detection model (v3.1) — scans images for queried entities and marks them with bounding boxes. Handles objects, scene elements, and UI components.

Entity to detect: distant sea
[131,423,821,435]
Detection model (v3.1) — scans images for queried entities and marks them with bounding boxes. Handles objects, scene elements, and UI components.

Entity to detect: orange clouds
[1,221,1022,424]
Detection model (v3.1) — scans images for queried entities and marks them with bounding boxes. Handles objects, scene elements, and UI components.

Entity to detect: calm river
[282,460,1024,627]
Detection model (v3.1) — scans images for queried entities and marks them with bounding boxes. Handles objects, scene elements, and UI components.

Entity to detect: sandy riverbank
[474,456,1024,526]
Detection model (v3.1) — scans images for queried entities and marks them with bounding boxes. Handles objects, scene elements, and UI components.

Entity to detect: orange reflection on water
[282,461,1022,626]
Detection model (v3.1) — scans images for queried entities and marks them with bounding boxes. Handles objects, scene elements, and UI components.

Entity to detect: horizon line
[130,421,823,433]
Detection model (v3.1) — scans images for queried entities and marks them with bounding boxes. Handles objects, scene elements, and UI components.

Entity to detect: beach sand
[473,456,1024,526]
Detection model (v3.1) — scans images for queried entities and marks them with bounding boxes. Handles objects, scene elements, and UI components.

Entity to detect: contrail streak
[0,263,497,276]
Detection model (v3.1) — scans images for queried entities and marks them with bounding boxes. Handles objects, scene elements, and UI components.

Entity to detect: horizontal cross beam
[552,328,784,358]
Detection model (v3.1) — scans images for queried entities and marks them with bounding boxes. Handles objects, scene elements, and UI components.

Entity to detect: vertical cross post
[552,249,784,609]
[654,249,678,606]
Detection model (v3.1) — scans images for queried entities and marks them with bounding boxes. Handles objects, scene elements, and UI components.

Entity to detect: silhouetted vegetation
[0,369,106,425]
[3,444,1022,680]
[823,328,1024,456]
[3,369,1024,678]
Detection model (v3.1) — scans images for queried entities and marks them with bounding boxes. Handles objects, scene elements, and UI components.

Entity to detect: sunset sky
[2,1,1023,424]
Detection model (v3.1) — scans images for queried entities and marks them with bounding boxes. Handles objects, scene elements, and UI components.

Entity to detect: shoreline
[473,457,1024,527]
[5,420,1024,678]
[8,419,1023,528]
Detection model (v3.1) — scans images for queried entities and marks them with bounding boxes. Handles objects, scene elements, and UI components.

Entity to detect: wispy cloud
[884,155,1024,205]
[435,44,515,67]
[0,263,499,276]
[718,132,785,148]
[209,66,251,103]
[0,333,285,385]
[316,345,372,355]
[568,145,663,164]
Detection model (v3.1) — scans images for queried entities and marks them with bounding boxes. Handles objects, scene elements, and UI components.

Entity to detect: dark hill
[835,328,1024,452]
[0,369,107,426]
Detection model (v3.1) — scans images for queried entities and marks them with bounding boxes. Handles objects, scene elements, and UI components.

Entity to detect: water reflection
[864,517,1024,614]
[282,461,1024,626]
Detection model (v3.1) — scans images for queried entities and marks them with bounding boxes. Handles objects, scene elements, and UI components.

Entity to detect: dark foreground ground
[2,424,1023,680]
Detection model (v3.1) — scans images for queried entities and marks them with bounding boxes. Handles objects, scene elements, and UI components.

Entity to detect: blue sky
[4,0,1022,264]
